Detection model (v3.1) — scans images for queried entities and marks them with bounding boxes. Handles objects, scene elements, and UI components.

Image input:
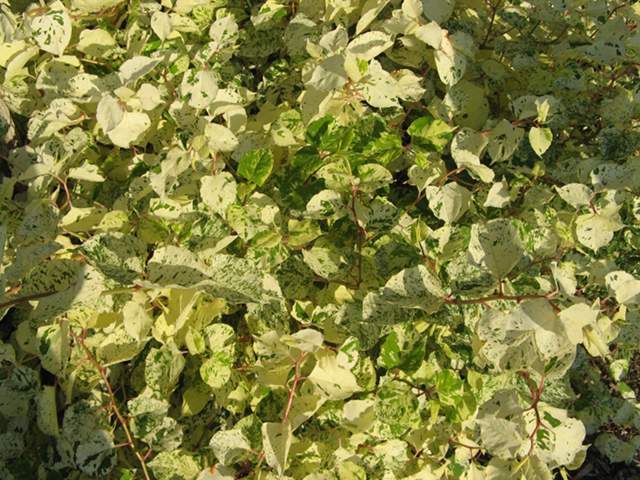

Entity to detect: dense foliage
[1,0,640,478]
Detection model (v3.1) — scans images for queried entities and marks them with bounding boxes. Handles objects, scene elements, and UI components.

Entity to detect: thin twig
[51,174,73,209]
[71,330,152,480]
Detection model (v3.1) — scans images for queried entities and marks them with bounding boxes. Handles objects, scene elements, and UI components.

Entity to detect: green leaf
[237,148,274,186]
[407,115,455,153]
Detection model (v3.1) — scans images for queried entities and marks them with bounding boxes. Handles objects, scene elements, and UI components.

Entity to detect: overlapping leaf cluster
[1,0,640,479]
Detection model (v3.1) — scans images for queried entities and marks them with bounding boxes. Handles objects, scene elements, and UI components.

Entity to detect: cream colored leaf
[356,0,390,35]
[426,182,471,223]
[556,183,593,209]
[262,422,292,477]
[484,180,510,208]
[469,219,523,279]
[97,95,124,132]
[205,123,238,152]
[200,172,237,217]
[77,29,116,56]
[308,351,361,400]
[106,112,151,148]
[605,270,640,305]
[575,212,623,251]
[529,127,553,157]
[151,11,172,41]
[346,31,393,61]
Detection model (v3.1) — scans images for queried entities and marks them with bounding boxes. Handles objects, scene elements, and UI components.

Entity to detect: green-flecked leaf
[210,429,252,465]
[357,163,392,192]
[148,450,201,480]
[36,322,69,375]
[488,119,524,163]
[81,232,147,283]
[128,396,183,450]
[200,172,237,217]
[469,219,523,279]
[146,246,267,303]
[31,2,72,56]
[376,264,445,312]
[59,401,116,476]
[237,148,274,186]
[306,190,347,219]
[145,346,186,396]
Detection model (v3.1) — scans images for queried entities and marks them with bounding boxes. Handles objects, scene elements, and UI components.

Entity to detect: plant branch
[480,0,503,48]
[0,290,59,310]
[71,330,151,480]
[282,352,308,424]
[51,174,73,210]
[518,370,546,456]
[350,185,366,287]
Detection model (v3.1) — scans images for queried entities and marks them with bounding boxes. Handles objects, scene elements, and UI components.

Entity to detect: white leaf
[356,0,390,35]
[308,55,348,91]
[71,0,125,13]
[434,37,467,86]
[359,60,400,108]
[77,29,116,56]
[137,83,163,111]
[122,300,154,342]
